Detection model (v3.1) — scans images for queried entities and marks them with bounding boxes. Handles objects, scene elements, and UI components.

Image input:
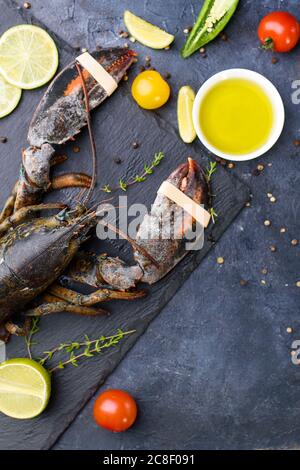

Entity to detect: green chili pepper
[181,0,240,58]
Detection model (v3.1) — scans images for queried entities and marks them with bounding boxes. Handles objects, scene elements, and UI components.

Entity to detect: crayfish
[0,47,209,342]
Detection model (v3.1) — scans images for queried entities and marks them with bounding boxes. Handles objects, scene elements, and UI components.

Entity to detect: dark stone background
[3,0,300,450]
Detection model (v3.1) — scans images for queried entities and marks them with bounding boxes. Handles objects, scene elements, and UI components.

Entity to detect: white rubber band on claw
[158,180,211,228]
[76,52,118,96]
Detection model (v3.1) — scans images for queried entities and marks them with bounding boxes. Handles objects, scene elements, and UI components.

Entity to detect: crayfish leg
[0,202,67,236]
[0,182,19,224]
[51,173,92,190]
[25,301,107,317]
[48,284,147,306]
[0,317,31,342]
[5,320,29,337]
[0,324,10,343]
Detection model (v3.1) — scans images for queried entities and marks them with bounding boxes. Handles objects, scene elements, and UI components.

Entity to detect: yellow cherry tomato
[131,70,170,110]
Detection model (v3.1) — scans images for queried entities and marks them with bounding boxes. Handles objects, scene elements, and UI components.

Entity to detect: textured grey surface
[1,0,300,450]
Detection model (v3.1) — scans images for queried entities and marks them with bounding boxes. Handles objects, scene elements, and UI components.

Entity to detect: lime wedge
[0,25,59,90]
[0,358,51,419]
[124,10,174,49]
[0,75,22,118]
[177,86,196,143]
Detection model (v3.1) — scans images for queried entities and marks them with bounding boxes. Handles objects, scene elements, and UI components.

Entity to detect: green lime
[0,24,59,90]
[0,358,51,419]
[0,74,22,118]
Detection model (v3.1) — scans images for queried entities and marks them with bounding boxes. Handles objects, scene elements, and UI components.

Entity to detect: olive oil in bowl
[199,78,274,156]
[192,69,285,161]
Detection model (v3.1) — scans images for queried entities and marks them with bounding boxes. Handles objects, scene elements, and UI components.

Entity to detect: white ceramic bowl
[192,68,285,162]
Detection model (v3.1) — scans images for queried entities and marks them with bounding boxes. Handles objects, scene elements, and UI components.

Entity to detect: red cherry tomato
[93,389,138,432]
[258,11,300,52]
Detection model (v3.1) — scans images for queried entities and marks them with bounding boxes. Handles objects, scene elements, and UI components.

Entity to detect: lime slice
[0,74,22,118]
[0,358,51,419]
[177,86,196,144]
[0,25,59,90]
[124,10,174,49]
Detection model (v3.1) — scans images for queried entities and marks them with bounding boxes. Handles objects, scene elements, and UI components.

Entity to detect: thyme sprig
[25,317,39,359]
[204,161,218,224]
[205,161,217,182]
[38,329,136,373]
[101,152,165,193]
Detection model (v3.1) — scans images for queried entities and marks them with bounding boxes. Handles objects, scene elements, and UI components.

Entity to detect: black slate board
[0,1,249,450]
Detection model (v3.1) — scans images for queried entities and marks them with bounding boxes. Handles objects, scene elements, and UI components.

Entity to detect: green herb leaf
[152,152,164,166]
[209,207,218,224]
[102,184,112,193]
[119,179,128,191]
[206,161,217,182]
[134,175,147,183]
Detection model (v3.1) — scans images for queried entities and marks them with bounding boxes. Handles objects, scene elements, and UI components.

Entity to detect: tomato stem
[260,37,274,51]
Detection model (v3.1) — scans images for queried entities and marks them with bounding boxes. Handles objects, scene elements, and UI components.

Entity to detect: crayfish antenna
[75,63,97,208]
